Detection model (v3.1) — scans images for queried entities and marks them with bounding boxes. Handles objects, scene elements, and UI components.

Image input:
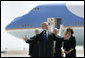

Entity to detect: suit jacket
[55,35,63,52]
[26,30,57,57]
[54,35,63,57]
[37,30,58,57]
[27,35,40,57]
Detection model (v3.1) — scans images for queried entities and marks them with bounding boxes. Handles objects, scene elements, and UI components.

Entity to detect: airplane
[5,3,84,46]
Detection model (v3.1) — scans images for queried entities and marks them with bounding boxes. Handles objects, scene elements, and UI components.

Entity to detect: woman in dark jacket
[63,27,76,57]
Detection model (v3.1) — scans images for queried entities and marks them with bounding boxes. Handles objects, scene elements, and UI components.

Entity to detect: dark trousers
[54,50,62,57]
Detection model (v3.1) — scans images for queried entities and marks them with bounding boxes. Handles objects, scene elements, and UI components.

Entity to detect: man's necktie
[44,30,48,41]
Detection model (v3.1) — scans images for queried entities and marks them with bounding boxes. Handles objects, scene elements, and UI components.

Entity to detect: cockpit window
[33,7,39,11]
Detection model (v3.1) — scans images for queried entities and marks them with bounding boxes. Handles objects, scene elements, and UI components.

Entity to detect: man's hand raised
[23,35,28,41]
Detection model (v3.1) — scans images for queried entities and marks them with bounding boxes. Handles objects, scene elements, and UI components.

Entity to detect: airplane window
[74,22,79,26]
[80,22,84,25]
[16,24,33,27]
[74,22,84,26]
[33,7,39,11]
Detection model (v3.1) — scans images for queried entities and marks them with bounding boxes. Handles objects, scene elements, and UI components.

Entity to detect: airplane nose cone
[5,24,10,30]
[5,21,16,30]
[5,23,12,30]
[5,17,21,30]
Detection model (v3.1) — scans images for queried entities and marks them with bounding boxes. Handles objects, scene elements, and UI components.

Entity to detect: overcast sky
[1,1,84,51]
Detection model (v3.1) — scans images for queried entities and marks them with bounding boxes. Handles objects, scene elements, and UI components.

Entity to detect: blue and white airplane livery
[5,3,84,46]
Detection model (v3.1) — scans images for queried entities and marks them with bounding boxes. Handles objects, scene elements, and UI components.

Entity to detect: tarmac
[1,46,84,57]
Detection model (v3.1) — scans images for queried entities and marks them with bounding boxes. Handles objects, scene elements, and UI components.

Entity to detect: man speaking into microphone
[23,22,58,57]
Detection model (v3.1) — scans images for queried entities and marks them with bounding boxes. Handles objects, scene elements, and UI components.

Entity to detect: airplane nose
[5,24,9,30]
[5,19,35,39]
[5,17,21,30]
[5,23,12,30]
[5,21,16,30]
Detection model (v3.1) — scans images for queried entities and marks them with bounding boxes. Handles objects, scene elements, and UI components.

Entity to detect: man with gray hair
[23,28,40,57]
[36,22,59,57]
[53,28,63,57]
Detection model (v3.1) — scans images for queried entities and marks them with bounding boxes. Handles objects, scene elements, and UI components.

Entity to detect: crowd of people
[23,22,76,57]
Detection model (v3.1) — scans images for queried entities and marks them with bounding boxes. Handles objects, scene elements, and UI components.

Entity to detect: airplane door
[54,18,61,29]
[47,18,61,32]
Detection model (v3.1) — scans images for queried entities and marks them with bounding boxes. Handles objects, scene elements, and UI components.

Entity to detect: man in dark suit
[23,29,40,57]
[23,22,58,57]
[53,28,63,57]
